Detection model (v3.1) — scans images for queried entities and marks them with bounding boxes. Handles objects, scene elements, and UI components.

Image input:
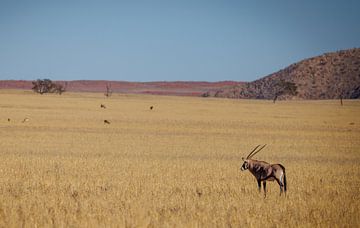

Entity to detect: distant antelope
[150,106,154,110]
[22,118,30,123]
[100,104,106,109]
[240,145,287,197]
[104,120,110,124]
[8,118,10,122]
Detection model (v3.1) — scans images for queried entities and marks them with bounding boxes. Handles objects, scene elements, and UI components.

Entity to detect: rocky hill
[207,48,360,100]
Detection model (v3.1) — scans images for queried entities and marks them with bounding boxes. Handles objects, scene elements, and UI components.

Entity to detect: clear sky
[1,0,359,82]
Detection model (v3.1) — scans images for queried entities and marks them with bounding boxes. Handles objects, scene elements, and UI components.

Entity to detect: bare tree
[104,83,112,97]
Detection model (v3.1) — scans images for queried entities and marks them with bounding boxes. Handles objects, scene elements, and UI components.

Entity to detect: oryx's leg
[263,181,267,198]
[257,180,261,192]
[275,178,284,195]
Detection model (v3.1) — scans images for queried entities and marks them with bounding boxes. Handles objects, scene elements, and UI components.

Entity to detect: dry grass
[0,90,359,227]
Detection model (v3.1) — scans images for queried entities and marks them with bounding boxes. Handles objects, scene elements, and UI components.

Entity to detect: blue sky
[1,0,359,82]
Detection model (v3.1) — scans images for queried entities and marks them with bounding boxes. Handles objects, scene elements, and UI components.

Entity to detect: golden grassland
[0,90,359,227]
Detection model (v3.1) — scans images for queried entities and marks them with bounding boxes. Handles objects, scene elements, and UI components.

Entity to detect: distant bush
[32,79,66,95]
[201,92,210,97]
[273,80,298,103]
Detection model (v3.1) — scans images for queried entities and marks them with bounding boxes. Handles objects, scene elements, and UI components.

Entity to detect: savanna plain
[0,90,359,227]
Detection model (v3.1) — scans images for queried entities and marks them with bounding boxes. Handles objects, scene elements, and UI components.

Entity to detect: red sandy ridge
[0,80,241,97]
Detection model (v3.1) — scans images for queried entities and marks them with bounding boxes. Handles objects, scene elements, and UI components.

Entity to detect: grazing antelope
[240,145,287,197]
[150,106,154,110]
[22,118,30,123]
[104,120,110,124]
[100,104,106,109]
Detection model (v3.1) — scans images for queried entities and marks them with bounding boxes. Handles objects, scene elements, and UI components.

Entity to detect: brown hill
[208,48,360,100]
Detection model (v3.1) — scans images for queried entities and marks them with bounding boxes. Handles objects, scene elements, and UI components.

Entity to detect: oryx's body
[240,145,287,197]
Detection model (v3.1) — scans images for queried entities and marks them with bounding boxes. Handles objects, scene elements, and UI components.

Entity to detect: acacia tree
[32,79,67,95]
[272,80,298,103]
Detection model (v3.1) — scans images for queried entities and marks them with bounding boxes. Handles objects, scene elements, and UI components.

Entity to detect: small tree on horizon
[272,80,298,103]
[104,83,112,97]
[32,79,67,95]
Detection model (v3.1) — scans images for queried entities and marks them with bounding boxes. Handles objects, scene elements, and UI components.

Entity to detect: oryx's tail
[283,171,287,192]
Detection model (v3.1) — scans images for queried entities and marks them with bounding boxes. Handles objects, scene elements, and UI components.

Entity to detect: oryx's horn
[246,145,261,159]
[249,144,267,158]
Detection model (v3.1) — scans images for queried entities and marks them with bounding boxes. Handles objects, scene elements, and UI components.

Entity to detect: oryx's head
[240,144,266,171]
[240,157,250,171]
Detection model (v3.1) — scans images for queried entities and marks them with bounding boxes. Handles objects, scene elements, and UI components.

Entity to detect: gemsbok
[240,145,287,197]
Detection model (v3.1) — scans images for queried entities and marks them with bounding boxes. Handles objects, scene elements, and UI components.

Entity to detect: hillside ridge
[207,48,360,99]
[1,48,359,99]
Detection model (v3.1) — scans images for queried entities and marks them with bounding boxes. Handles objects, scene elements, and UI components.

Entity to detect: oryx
[240,145,287,197]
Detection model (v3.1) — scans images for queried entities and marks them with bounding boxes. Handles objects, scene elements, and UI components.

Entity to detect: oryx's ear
[242,157,245,161]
